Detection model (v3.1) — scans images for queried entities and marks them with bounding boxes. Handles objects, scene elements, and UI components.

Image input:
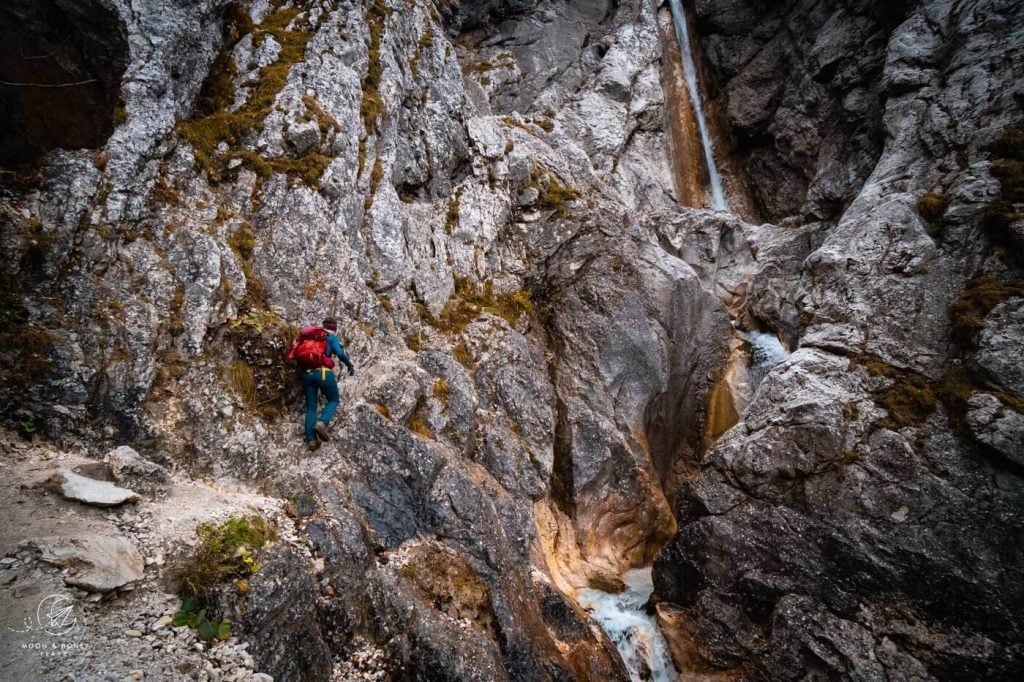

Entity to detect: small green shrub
[16,413,44,439]
[173,515,276,599]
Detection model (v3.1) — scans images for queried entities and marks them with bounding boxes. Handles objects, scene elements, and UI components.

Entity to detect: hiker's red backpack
[285,326,336,370]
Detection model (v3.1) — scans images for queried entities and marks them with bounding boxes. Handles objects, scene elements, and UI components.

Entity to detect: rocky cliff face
[1,0,1022,679]
[0,0,727,678]
[654,0,1024,679]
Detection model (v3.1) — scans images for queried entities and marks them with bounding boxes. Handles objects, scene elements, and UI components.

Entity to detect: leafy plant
[16,413,44,439]
[173,597,232,642]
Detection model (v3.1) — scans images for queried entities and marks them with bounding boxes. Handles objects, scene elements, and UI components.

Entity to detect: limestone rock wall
[654,0,1024,678]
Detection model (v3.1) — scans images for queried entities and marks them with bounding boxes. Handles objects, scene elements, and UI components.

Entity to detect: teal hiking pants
[302,367,339,441]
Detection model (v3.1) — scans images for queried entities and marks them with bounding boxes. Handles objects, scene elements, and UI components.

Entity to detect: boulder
[966,393,1024,467]
[49,469,140,507]
[28,535,144,592]
[106,446,171,496]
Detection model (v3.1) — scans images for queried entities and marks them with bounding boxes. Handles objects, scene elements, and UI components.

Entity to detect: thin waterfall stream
[668,0,727,211]
[575,4,737,677]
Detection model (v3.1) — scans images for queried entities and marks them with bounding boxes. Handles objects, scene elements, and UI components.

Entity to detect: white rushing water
[668,0,728,211]
[577,568,678,681]
[738,329,790,390]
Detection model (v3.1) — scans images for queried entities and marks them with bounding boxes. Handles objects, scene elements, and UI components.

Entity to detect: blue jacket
[325,333,355,372]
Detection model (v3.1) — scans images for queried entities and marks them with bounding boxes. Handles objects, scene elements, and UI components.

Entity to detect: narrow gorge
[0,0,1022,680]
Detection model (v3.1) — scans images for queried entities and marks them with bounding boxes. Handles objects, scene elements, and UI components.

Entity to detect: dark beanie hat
[323,318,338,331]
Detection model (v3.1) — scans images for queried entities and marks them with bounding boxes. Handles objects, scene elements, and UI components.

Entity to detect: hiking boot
[314,421,331,442]
[307,439,321,451]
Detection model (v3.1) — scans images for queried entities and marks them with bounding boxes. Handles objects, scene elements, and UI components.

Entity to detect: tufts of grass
[172,515,276,599]
[301,94,340,134]
[948,276,1023,349]
[227,312,299,419]
[408,396,432,438]
[365,156,385,210]
[420,278,534,335]
[410,28,434,78]
[360,0,392,138]
[406,333,422,352]
[228,224,256,260]
[452,341,473,368]
[445,187,463,235]
[152,174,181,205]
[169,286,186,337]
[433,378,449,407]
[981,125,1024,251]
[530,167,579,218]
[916,191,948,223]
[225,359,257,405]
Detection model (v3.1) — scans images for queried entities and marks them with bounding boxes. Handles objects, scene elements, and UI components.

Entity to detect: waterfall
[577,569,678,681]
[667,0,727,211]
[737,329,790,390]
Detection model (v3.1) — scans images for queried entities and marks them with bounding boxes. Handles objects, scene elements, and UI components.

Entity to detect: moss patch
[856,355,1022,435]
[177,4,324,186]
[530,166,579,218]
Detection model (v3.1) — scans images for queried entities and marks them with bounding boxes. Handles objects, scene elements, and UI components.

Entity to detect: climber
[285,318,355,450]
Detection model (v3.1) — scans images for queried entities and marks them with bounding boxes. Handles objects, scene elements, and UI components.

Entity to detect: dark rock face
[213,545,334,681]
[695,0,917,221]
[0,0,129,168]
